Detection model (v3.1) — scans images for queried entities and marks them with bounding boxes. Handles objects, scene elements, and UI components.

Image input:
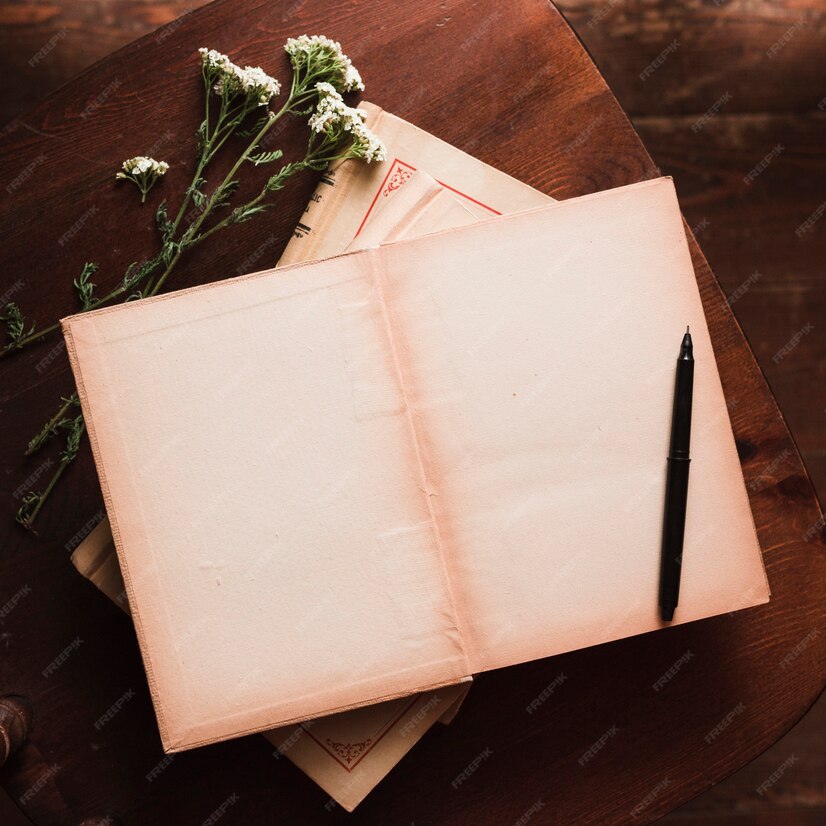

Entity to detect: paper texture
[69,170,479,808]
[62,177,769,753]
[73,509,470,812]
[279,101,553,266]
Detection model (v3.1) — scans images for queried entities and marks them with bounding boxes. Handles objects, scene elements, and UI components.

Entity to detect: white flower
[235,65,281,105]
[198,47,232,74]
[199,47,280,105]
[308,84,386,163]
[117,156,169,177]
[116,156,169,202]
[349,118,386,163]
[284,34,365,92]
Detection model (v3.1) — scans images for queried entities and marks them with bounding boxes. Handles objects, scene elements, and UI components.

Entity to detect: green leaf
[155,200,174,241]
[265,161,304,192]
[212,179,241,209]
[236,113,271,138]
[189,176,207,210]
[1,302,35,349]
[60,415,85,464]
[122,255,162,291]
[247,149,284,167]
[15,491,41,528]
[196,119,208,152]
[228,204,270,225]
[160,241,178,266]
[73,262,99,310]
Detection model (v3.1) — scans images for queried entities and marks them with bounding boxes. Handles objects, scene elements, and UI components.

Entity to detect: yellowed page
[279,101,552,265]
[62,177,767,753]
[376,177,769,672]
[71,519,471,811]
[68,172,480,804]
[63,251,472,753]
[265,681,470,813]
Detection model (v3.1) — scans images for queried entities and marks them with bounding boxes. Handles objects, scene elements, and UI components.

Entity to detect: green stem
[148,100,290,297]
[25,393,78,456]
[18,421,85,530]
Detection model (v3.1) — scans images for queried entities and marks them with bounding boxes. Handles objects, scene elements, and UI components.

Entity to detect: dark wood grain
[556,0,826,117]
[0,1,823,824]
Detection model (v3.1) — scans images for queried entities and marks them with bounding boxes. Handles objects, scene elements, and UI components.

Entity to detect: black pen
[659,327,694,623]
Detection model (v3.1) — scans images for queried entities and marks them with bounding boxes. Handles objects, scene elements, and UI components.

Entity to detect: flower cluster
[285,35,364,93]
[309,83,386,163]
[198,48,281,106]
[115,156,170,202]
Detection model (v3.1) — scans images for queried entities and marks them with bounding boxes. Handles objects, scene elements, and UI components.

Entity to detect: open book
[69,99,556,808]
[61,177,768,753]
[70,169,502,810]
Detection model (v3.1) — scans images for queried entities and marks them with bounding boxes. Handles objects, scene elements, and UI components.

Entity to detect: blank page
[64,253,470,752]
[377,177,768,673]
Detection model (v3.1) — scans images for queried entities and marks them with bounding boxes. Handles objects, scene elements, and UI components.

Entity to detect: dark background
[0,0,823,822]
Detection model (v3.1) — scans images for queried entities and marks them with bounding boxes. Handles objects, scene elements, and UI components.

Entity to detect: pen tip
[686,325,690,334]
[661,606,675,622]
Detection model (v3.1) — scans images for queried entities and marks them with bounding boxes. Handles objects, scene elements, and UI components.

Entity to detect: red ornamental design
[325,738,373,765]
[383,166,413,197]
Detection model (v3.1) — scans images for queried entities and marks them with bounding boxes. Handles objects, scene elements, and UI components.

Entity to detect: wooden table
[0,0,823,823]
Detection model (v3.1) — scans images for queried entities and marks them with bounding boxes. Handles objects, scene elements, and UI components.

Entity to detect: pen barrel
[659,455,691,610]
[668,358,694,457]
[660,345,694,617]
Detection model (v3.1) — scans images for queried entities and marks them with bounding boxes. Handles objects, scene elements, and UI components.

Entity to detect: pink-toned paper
[62,177,769,753]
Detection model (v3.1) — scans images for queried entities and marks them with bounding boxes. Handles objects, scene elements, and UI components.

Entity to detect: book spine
[277,158,362,267]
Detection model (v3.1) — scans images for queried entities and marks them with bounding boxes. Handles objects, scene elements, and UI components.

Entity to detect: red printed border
[354,158,501,239]
[303,695,420,772]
